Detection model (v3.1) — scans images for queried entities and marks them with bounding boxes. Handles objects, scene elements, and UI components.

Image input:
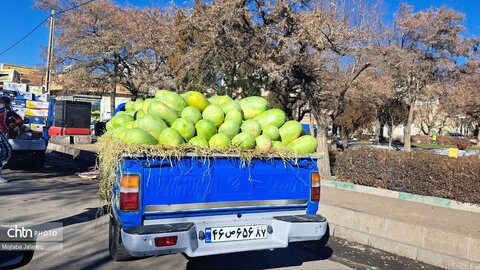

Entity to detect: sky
[0,0,479,68]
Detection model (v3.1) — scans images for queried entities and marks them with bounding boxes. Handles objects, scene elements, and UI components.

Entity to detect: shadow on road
[49,206,108,227]
[3,151,95,182]
[186,242,333,270]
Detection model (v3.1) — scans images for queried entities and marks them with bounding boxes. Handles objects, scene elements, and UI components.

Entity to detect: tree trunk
[404,103,415,152]
[477,125,480,147]
[331,124,338,139]
[375,119,382,144]
[110,83,117,118]
[312,113,331,178]
[309,114,316,137]
[316,126,331,178]
[388,125,393,147]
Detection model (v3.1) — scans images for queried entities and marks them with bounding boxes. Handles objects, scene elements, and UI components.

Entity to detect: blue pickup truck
[109,154,328,260]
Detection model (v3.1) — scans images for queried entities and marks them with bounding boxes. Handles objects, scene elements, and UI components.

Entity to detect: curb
[321,179,480,214]
[47,143,97,160]
[321,204,480,270]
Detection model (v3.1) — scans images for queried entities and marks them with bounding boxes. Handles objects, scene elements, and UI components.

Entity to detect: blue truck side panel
[113,155,319,228]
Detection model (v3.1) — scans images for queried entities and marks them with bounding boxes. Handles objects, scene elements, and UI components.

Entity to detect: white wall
[100,96,131,121]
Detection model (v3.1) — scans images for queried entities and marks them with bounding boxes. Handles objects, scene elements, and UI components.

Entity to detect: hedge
[331,147,480,204]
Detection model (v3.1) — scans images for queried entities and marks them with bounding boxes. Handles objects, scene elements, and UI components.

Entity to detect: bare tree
[381,4,469,151]
[35,0,176,99]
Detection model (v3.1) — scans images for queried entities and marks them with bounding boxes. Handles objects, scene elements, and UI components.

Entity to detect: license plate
[205,225,268,243]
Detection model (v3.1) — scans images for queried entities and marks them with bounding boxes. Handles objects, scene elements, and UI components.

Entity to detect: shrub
[411,135,430,144]
[436,135,469,147]
[456,140,469,150]
[331,147,480,204]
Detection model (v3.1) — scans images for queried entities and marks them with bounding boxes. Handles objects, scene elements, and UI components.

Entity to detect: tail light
[155,236,178,247]
[311,172,321,201]
[120,174,139,211]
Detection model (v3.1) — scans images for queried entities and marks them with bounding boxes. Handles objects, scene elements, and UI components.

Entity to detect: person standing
[0,97,24,138]
[0,130,12,183]
[0,97,17,183]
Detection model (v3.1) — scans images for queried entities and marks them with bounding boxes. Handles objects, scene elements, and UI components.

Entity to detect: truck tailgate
[141,155,317,217]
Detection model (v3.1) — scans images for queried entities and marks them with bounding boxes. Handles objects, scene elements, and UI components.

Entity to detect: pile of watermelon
[104,90,317,154]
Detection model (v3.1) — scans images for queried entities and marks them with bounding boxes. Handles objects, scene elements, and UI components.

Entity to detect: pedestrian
[0,130,12,183]
[0,96,16,183]
[431,131,437,145]
[0,96,24,138]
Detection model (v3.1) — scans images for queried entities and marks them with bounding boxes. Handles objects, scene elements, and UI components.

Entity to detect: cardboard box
[3,82,28,92]
[27,116,47,124]
[26,100,49,109]
[0,69,20,83]
[12,107,26,118]
[29,85,44,94]
[25,108,49,117]
[35,93,49,102]
[29,123,46,132]
[11,100,26,108]
[20,74,44,86]
[16,92,34,101]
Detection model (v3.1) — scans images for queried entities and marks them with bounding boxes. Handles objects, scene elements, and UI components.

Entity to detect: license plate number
[205,225,268,243]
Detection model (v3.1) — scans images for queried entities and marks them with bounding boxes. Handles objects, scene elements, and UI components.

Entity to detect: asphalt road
[0,151,440,270]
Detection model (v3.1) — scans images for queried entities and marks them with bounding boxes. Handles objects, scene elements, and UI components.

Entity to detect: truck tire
[32,152,46,170]
[109,216,132,261]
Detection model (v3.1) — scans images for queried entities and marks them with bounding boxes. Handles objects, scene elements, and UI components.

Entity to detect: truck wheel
[109,216,132,261]
[32,154,45,170]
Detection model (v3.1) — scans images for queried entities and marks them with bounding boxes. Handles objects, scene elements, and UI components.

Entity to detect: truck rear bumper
[8,139,47,151]
[120,214,328,257]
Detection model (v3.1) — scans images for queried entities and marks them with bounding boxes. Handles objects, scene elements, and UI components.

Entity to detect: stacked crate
[2,82,50,134]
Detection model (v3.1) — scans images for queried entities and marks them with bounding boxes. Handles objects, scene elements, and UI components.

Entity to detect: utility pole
[45,9,55,95]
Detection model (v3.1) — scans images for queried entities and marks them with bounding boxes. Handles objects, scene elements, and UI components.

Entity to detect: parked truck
[109,153,328,260]
[2,90,54,170]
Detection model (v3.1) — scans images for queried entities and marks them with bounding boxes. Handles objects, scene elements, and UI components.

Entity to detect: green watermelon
[224,110,243,125]
[188,136,209,148]
[122,128,158,145]
[136,114,168,138]
[220,100,242,114]
[171,118,196,141]
[254,109,286,128]
[158,128,184,146]
[181,106,202,124]
[148,101,178,126]
[202,104,225,127]
[209,134,231,149]
[279,120,302,145]
[110,114,134,128]
[155,90,187,114]
[218,121,240,139]
[231,132,256,149]
[287,135,318,154]
[239,96,268,119]
[195,119,217,141]
[182,91,210,111]
[262,125,280,141]
[255,135,272,151]
[241,119,262,137]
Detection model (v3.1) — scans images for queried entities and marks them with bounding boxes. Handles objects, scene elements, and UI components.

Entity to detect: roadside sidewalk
[319,186,480,270]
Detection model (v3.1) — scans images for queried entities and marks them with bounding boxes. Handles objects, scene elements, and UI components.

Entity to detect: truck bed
[115,154,320,226]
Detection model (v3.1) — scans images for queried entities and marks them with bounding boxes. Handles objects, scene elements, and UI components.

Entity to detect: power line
[0,0,97,57]
[0,16,50,57]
